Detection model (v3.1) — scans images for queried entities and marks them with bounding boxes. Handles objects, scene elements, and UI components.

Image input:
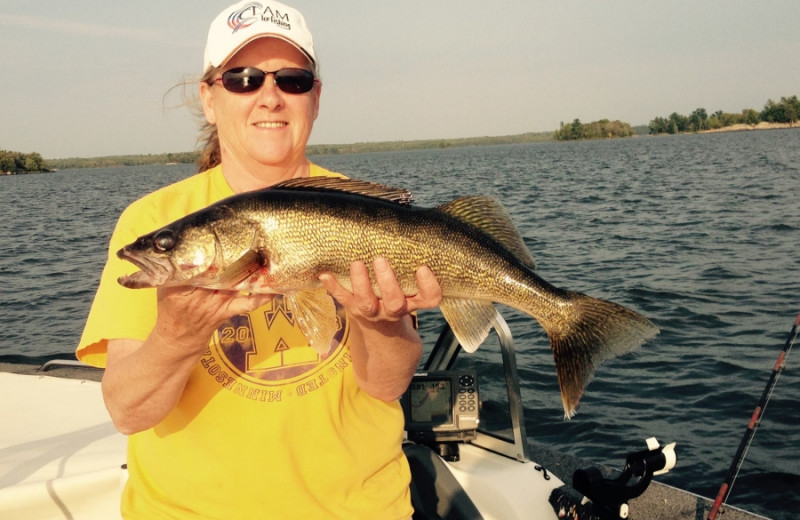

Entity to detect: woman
[78,2,442,518]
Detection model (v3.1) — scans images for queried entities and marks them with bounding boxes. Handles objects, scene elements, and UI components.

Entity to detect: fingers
[157,286,273,332]
[373,257,408,317]
[320,260,391,319]
[225,292,275,316]
[351,260,382,317]
[152,286,274,356]
[319,257,443,322]
[318,272,347,302]
[410,265,443,309]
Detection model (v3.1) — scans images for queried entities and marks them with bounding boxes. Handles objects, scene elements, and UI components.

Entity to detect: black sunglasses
[215,67,317,94]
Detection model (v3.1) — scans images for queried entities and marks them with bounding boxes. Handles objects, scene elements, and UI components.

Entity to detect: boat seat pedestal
[404,442,484,520]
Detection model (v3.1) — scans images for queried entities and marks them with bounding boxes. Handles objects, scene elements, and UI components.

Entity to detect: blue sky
[1,1,799,159]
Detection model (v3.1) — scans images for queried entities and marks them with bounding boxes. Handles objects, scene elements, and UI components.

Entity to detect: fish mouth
[116,247,173,289]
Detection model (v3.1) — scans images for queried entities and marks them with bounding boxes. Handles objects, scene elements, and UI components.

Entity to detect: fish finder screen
[409,379,453,424]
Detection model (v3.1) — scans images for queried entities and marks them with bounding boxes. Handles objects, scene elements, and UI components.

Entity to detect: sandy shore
[700,121,798,133]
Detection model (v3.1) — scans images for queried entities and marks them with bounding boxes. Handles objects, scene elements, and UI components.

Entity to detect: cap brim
[212,34,316,70]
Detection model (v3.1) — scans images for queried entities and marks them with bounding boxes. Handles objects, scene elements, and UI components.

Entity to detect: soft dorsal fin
[437,196,536,269]
[270,177,413,205]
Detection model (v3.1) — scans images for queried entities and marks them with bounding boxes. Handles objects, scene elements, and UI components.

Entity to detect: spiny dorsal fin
[437,196,536,269]
[271,177,413,205]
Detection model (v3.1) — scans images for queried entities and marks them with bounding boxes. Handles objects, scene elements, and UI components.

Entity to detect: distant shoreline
[5,123,798,174]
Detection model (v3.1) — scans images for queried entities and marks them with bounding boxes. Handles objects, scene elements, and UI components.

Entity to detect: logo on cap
[227,2,261,32]
[227,2,292,34]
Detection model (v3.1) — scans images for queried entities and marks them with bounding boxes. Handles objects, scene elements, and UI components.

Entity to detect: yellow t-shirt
[77,164,413,520]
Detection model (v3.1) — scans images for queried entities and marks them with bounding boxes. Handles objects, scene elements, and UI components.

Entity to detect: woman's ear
[312,82,322,121]
[199,81,216,125]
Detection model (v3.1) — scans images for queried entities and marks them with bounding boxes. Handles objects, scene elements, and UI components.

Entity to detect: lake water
[2,130,799,519]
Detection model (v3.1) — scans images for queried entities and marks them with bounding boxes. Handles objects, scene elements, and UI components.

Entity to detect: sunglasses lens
[221,68,265,93]
[220,68,315,94]
[274,69,316,94]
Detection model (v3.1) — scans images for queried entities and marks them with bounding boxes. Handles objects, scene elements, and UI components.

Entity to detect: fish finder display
[408,379,453,424]
[402,370,480,443]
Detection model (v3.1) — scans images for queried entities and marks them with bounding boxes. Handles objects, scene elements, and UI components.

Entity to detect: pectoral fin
[211,250,265,288]
[439,298,498,353]
[285,288,339,355]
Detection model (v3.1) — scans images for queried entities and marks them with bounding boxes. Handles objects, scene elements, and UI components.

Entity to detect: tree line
[1,150,199,173]
[307,132,554,155]
[46,152,198,171]
[554,119,634,141]
[649,95,799,134]
[1,150,50,174]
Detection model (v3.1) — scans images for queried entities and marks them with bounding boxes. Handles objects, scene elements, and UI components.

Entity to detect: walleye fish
[118,177,658,417]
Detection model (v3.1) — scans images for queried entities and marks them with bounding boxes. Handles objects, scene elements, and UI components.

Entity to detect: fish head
[117,206,265,289]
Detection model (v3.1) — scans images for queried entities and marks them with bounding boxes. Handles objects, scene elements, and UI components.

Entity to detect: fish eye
[153,229,176,252]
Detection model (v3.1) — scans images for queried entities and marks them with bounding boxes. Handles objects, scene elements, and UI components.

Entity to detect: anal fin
[439,298,498,353]
[285,288,339,355]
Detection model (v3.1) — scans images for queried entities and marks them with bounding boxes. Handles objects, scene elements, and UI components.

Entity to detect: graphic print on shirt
[201,294,350,400]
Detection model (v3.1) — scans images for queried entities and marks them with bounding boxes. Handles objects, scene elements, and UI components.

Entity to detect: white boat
[0,313,769,520]
[0,361,125,520]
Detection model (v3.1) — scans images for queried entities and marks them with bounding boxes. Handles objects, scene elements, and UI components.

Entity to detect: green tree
[0,153,14,172]
[742,109,760,125]
[24,152,46,171]
[760,96,799,123]
[690,108,708,131]
[570,118,583,139]
[668,112,690,134]
[649,116,669,134]
[555,118,633,140]
[0,149,50,173]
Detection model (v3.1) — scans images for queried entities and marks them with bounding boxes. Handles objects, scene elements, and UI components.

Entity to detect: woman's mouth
[254,121,287,129]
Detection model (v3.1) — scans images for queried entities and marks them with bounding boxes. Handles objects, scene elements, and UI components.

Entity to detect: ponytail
[196,67,222,173]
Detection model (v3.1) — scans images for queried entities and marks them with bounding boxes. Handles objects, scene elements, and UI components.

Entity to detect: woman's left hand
[319,256,442,324]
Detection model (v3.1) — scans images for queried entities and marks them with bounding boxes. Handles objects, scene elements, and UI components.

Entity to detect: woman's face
[200,38,321,173]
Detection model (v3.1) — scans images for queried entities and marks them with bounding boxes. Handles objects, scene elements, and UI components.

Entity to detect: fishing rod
[707,312,800,520]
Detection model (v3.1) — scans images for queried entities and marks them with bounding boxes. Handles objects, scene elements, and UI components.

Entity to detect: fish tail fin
[542,291,659,419]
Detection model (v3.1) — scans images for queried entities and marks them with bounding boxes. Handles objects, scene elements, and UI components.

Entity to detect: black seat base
[403,442,484,520]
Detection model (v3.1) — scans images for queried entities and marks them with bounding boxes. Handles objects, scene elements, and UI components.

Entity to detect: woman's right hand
[152,286,274,356]
[102,286,273,434]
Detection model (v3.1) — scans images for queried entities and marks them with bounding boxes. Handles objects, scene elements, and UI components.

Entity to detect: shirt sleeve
[76,200,160,367]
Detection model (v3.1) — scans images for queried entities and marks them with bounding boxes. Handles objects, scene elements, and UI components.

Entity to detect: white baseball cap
[203,1,317,72]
